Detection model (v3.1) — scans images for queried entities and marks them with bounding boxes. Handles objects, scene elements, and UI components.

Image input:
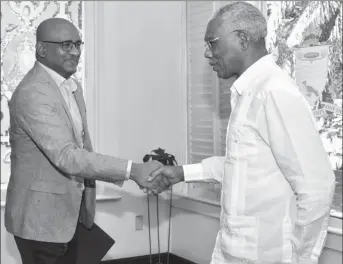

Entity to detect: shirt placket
[63,81,83,148]
[63,81,84,184]
[225,87,238,158]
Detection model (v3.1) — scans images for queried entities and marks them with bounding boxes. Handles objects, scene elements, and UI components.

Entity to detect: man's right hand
[147,165,185,187]
[130,161,169,195]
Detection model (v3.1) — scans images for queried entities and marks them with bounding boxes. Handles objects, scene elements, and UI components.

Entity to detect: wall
[1,1,186,263]
[84,0,186,260]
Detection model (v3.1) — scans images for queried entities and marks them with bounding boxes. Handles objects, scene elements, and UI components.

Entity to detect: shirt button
[77,183,84,189]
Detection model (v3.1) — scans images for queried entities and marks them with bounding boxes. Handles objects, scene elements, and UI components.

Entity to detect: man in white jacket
[148,2,336,264]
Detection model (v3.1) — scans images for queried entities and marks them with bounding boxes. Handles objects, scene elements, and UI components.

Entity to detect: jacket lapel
[35,63,82,148]
[57,86,83,148]
[73,84,86,125]
[73,82,93,152]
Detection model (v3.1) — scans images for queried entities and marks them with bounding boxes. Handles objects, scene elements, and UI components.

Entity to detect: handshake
[130,160,185,195]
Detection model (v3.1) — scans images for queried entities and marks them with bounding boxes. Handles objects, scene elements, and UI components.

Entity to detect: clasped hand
[130,161,183,195]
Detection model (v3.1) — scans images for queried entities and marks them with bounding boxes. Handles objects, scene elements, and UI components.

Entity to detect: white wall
[171,208,219,263]
[86,0,186,260]
[1,1,186,263]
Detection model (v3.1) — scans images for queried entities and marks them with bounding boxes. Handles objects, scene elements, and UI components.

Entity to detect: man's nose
[204,48,213,59]
[69,44,80,56]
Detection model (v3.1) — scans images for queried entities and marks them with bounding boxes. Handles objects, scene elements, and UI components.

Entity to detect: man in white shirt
[148,2,335,264]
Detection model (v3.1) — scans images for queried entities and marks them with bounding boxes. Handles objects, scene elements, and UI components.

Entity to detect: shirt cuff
[182,163,204,182]
[125,160,132,180]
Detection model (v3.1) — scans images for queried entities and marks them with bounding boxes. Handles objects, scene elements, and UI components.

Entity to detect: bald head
[36,18,79,42]
[35,18,82,79]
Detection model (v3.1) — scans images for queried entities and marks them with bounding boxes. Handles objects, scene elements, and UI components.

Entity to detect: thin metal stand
[147,188,173,264]
[143,147,176,264]
[147,195,152,264]
[167,187,172,264]
[156,195,162,264]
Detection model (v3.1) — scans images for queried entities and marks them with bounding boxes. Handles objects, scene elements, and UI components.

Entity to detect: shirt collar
[38,61,77,93]
[231,54,275,95]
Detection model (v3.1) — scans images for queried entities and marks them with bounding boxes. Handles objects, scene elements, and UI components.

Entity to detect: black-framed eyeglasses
[204,37,220,51]
[41,41,84,52]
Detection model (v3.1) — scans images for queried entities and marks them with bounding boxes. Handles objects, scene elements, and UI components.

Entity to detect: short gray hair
[213,2,267,44]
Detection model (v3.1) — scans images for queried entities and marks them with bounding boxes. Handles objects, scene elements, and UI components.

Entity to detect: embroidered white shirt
[183,55,335,264]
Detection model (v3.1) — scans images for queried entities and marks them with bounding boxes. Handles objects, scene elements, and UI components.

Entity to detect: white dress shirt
[183,55,335,264]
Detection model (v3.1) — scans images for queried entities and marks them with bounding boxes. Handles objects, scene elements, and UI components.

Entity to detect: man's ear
[237,31,250,51]
[36,42,46,58]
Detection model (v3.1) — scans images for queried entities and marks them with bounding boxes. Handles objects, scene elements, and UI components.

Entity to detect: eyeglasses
[204,30,246,51]
[204,37,220,51]
[41,41,84,52]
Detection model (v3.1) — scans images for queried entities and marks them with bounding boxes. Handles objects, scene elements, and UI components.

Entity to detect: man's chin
[64,67,77,75]
[216,70,226,79]
[217,71,234,80]
[64,62,79,73]
[212,69,233,79]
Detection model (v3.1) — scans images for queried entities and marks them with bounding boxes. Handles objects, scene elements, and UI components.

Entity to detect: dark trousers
[13,224,80,264]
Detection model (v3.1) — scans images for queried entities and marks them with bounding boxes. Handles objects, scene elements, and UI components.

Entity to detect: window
[184,1,266,202]
[185,1,342,218]
[185,1,233,202]
[266,1,342,218]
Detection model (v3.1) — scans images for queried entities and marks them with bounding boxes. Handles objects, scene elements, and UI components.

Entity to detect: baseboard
[101,253,196,264]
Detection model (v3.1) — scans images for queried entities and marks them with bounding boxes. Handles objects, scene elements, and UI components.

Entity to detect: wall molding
[83,2,118,197]
[172,193,221,219]
[170,1,189,197]
[180,0,188,167]
[83,1,104,152]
